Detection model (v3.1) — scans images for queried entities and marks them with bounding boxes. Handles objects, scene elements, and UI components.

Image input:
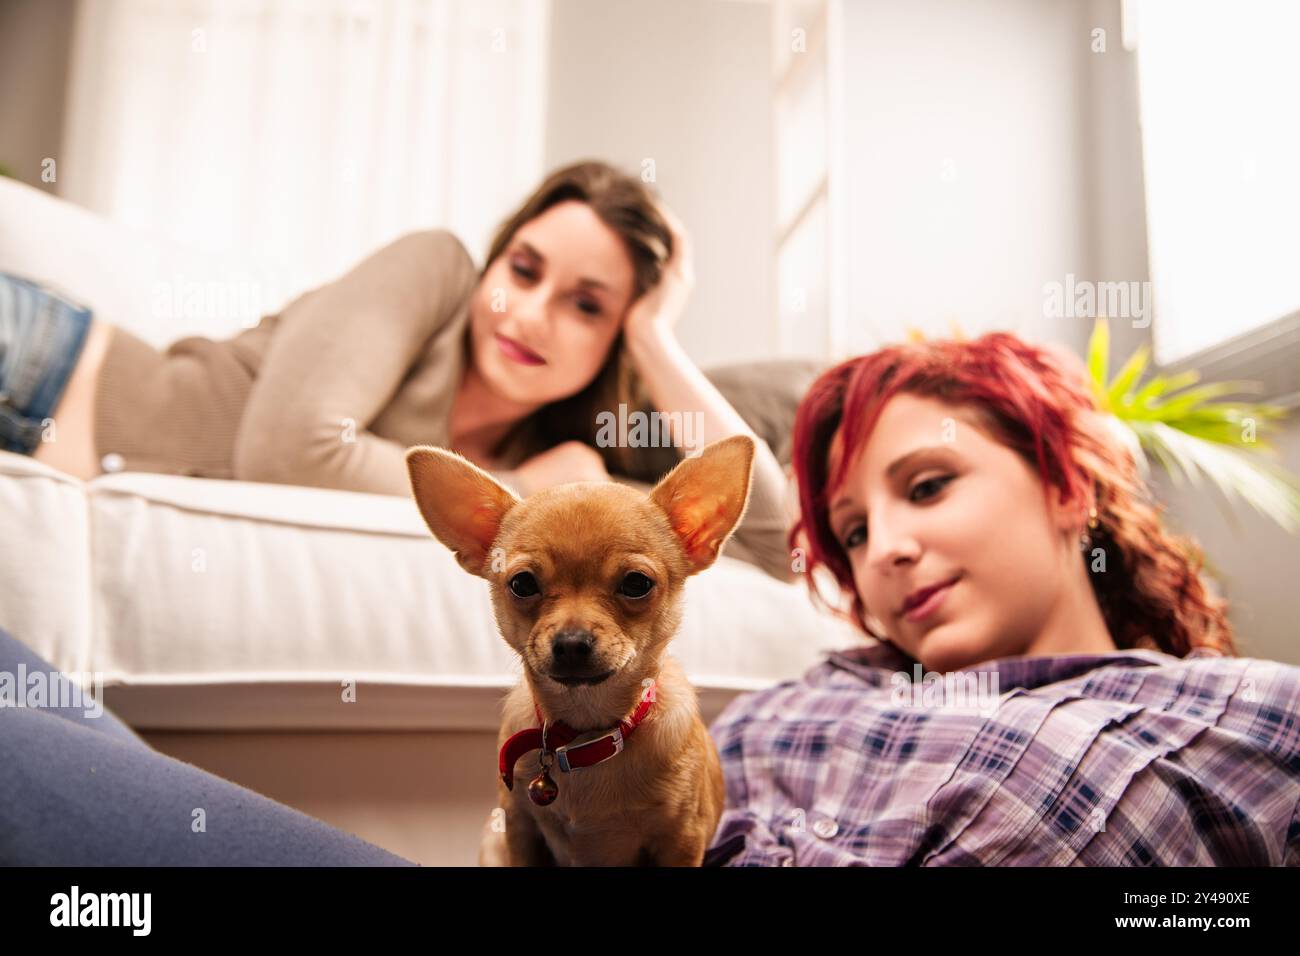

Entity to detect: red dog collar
[499,681,657,791]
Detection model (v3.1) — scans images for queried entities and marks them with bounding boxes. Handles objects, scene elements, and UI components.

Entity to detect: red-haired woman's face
[827,393,1088,672]
[468,199,636,405]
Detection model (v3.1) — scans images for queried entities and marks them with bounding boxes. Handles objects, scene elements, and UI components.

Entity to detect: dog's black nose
[550,629,595,675]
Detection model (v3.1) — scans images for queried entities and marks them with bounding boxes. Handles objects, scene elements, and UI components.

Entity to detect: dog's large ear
[405,446,520,578]
[650,435,755,575]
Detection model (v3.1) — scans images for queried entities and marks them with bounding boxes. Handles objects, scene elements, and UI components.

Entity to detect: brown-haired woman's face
[827,393,1085,671]
[469,199,636,406]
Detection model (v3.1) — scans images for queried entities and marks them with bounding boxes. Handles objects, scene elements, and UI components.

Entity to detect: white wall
[543,0,776,367]
[832,0,1095,355]
[0,0,76,194]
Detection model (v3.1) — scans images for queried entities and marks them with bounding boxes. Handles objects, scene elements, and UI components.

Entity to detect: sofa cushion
[706,358,830,466]
[0,177,292,348]
[0,453,93,673]
[1,451,862,731]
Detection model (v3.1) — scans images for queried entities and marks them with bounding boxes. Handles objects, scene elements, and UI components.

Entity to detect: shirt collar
[825,640,1190,692]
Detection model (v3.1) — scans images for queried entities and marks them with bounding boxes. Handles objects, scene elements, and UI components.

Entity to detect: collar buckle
[554,725,624,773]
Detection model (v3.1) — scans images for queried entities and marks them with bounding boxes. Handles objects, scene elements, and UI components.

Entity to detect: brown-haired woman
[4,159,793,581]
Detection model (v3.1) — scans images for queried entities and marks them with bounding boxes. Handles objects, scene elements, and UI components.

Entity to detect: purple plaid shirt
[703,641,1300,866]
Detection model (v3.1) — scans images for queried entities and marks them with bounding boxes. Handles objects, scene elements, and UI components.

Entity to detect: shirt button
[813,817,839,839]
[100,453,124,473]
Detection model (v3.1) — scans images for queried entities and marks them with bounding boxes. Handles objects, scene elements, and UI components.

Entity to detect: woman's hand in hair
[624,202,694,349]
[514,440,611,496]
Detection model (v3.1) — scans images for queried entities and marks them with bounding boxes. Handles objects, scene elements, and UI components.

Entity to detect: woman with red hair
[705,332,1300,867]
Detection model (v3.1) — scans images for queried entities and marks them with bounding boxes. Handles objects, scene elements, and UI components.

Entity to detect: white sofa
[0,177,861,865]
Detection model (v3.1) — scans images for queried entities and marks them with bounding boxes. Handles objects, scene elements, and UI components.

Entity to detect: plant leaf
[1086,318,1110,408]
[1129,369,1201,411]
[1135,421,1300,533]
[1102,414,1150,481]
[1134,380,1264,422]
[1174,420,1276,451]
[1092,322,1300,537]
[1106,343,1151,410]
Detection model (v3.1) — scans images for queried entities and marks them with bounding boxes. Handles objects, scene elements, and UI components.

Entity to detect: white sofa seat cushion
[2,409,860,735]
[0,453,94,674]
[80,467,861,731]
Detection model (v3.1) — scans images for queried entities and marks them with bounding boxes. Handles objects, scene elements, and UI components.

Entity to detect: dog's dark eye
[508,572,540,598]
[618,572,654,599]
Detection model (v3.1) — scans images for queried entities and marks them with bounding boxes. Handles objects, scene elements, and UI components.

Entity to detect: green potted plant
[1085,316,1300,535]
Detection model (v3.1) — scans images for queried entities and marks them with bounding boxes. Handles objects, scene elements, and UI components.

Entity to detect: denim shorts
[0,271,93,456]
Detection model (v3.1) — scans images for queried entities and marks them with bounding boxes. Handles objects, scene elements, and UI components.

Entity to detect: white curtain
[59,0,550,296]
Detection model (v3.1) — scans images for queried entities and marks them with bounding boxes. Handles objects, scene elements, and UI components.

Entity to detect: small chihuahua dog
[405,435,756,866]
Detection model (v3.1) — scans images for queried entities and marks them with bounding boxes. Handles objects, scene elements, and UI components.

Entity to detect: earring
[1079,505,1100,550]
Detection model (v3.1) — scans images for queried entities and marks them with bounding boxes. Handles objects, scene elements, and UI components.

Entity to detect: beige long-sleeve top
[93,230,796,581]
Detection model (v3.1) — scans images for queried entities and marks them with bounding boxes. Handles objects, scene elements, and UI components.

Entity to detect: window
[1132,0,1300,399]
[771,0,842,359]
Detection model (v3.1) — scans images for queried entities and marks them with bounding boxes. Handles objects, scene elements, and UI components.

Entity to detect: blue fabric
[0,623,146,747]
[0,271,93,455]
[0,627,416,865]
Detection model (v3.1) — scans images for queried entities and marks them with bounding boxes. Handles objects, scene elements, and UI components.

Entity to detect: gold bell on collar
[528,751,559,807]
